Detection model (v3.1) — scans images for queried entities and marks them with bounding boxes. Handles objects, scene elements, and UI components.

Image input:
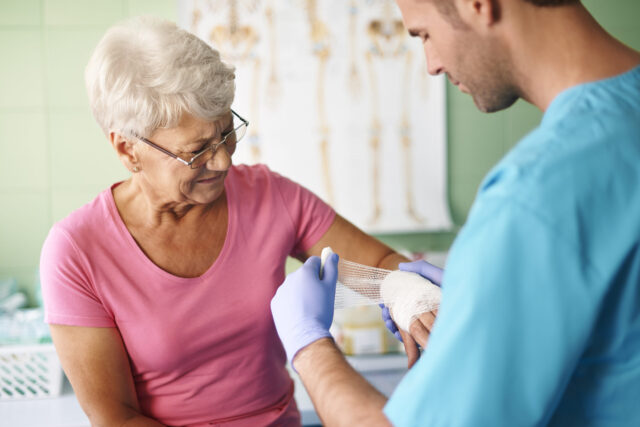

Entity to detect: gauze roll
[320,247,441,331]
[380,270,441,332]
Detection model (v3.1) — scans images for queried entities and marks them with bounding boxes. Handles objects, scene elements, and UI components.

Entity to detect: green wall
[1,0,639,301]
[0,0,177,302]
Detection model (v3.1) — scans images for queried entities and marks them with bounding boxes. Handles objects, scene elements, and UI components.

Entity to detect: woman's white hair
[85,16,235,138]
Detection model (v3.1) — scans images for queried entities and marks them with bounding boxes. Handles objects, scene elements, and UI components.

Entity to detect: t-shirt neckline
[104,169,236,283]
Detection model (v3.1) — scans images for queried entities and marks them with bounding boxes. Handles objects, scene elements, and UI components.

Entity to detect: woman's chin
[188,185,225,205]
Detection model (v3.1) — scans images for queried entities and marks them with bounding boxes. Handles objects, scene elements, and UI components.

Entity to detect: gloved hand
[399,260,444,286]
[380,260,444,342]
[271,253,339,365]
[380,304,403,342]
[380,260,444,368]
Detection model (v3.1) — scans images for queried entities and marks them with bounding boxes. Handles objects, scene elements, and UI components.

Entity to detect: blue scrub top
[385,65,640,426]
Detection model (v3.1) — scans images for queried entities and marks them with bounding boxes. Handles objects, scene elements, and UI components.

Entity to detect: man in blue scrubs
[271,0,640,425]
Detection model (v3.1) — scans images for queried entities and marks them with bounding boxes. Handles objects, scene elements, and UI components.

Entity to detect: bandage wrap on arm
[321,247,441,331]
[380,270,440,331]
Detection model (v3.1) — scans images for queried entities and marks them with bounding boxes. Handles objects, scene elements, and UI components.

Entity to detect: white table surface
[0,354,408,427]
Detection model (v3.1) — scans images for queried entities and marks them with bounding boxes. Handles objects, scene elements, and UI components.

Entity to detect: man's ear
[110,131,139,172]
[454,0,501,31]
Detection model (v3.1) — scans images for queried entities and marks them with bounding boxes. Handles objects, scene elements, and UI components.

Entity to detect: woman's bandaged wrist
[324,246,441,332]
[381,270,441,332]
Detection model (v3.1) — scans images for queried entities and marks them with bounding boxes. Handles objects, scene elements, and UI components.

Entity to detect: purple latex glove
[399,260,444,286]
[380,303,404,342]
[380,260,444,342]
[271,254,339,364]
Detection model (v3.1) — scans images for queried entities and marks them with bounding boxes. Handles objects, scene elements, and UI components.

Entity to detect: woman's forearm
[375,251,410,270]
[84,402,165,427]
[119,414,166,427]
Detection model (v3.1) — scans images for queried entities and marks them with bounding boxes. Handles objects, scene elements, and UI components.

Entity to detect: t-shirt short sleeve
[40,225,115,327]
[270,170,336,256]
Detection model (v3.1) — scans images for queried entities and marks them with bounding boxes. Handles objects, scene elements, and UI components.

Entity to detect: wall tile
[0,30,44,108]
[447,87,509,224]
[504,100,542,152]
[0,111,48,190]
[44,0,125,27]
[376,230,457,253]
[44,28,105,108]
[0,191,50,269]
[127,0,177,20]
[449,109,505,178]
[610,27,640,51]
[446,84,479,117]
[0,0,42,26]
[49,109,128,190]
[51,188,103,223]
[449,172,483,226]
[584,0,640,32]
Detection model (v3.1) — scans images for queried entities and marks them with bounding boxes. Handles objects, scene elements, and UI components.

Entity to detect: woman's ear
[110,131,140,173]
[454,0,501,31]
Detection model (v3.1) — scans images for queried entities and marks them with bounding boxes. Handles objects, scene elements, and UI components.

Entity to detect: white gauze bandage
[321,247,441,331]
[380,270,441,332]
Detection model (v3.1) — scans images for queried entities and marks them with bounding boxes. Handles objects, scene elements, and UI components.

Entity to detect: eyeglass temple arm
[133,108,248,167]
[137,135,190,166]
[231,109,249,126]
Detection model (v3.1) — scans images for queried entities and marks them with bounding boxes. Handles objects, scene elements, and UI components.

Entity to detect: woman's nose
[206,145,231,171]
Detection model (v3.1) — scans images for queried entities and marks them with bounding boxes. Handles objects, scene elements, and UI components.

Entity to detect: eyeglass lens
[189,121,248,169]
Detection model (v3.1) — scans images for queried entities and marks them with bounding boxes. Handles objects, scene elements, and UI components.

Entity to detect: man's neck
[505,3,640,111]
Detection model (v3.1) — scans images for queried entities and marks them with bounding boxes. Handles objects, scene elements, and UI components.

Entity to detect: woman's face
[137,111,235,207]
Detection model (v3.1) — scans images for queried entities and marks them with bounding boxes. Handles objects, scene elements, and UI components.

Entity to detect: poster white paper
[179,0,452,232]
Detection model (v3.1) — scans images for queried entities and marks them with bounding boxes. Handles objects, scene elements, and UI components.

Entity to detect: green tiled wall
[0,0,638,300]
[0,0,177,302]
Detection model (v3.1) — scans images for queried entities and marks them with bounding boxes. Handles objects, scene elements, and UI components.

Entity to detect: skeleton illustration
[305,0,335,205]
[191,0,267,163]
[264,1,281,106]
[364,0,424,225]
[182,0,443,231]
[347,0,363,97]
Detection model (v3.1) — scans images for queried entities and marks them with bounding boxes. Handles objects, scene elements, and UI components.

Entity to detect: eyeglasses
[134,109,249,169]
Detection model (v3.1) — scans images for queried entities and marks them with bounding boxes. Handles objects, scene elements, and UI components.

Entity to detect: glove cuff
[285,325,332,371]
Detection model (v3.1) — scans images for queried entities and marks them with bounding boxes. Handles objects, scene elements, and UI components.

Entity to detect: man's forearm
[294,338,391,427]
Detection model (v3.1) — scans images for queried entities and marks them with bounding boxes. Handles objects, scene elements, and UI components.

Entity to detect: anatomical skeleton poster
[179,0,452,232]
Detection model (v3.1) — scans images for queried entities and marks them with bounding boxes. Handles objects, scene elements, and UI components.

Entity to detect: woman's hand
[381,260,444,368]
[380,304,438,368]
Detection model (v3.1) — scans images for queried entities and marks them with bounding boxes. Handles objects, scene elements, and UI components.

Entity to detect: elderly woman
[40,17,409,427]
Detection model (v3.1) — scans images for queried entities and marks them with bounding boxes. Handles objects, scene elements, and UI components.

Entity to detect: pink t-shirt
[40,164,336,426]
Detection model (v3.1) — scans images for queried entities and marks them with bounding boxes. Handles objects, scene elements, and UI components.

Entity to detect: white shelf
[346,353,409,372]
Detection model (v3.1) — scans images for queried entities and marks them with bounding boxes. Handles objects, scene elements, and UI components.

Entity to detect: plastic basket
[0,343,64,399]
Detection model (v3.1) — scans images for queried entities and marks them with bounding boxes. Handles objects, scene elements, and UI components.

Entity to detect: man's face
[396,0,519,112]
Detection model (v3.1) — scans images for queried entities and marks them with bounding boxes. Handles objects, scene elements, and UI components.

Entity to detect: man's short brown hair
[523,0,580,5]
[433,0,581,27]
